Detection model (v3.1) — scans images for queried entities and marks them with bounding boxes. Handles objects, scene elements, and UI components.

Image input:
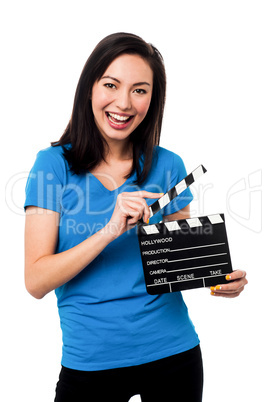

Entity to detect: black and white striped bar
[138,214,233,294]
[139,213,225,236]
[148,165,207,219]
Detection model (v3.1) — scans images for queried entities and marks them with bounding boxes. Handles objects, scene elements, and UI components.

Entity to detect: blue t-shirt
[24,145,199,371]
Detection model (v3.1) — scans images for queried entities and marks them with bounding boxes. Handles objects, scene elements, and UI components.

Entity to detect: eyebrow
[101,75,151,86]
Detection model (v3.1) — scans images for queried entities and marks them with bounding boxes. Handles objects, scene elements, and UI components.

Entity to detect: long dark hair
[52,32,166,184]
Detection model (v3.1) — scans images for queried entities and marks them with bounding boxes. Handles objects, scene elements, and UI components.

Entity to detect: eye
[104,83,116,89]
[133,88,147,94]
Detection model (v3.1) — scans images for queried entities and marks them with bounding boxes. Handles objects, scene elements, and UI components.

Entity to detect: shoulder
[37,144,66,160]
[153,145,185,168]
[34,145,68,168]
[151,146,189,185]
[30,145,70,182]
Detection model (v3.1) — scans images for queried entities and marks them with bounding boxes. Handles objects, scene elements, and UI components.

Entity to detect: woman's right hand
[105,191,163,238]
[24,191,162,298]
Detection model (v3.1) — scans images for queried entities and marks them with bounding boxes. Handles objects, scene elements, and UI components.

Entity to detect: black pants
[55,345,203,402]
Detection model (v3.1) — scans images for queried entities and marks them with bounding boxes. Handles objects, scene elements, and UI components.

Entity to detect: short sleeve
[162,153,193,216]
[24,147,65,213]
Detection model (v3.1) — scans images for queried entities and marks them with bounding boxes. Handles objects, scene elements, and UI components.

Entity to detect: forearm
[25,191,162,299]
[25,226,115,299]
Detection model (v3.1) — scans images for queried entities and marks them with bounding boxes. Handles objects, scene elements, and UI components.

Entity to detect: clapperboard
[138,165,233,294]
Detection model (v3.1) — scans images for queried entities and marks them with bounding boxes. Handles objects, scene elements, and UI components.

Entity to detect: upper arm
[25,206,60,269]
[163,204,191,222]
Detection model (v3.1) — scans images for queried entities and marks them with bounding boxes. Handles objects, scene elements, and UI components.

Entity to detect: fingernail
[159,193,164,196]
[226,275,231,280]
[146,219,149,224]
[210,286,215,291]
[216,285,222,290]
[210,292,215,296]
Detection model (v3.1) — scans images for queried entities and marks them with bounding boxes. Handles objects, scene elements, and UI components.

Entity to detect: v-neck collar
[88,170,137,194]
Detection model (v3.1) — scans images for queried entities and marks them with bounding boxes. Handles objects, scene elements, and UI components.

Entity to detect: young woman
[24,32,248,402]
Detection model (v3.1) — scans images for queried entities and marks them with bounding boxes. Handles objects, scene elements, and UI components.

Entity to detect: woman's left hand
[210,270,248,298]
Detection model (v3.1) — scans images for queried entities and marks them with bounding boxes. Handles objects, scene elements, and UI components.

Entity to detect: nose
[115,89,132,111]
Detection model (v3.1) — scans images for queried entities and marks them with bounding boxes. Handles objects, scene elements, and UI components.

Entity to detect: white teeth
[108,112,130,122]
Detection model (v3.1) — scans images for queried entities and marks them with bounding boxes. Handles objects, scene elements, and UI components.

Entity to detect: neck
[103,138,133,162]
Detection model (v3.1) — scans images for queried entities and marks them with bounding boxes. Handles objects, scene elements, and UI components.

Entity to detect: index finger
[123,191,163,199]
[225,269,247,281]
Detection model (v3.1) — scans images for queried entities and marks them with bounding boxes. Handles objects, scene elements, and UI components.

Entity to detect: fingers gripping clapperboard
[137,165,233,294]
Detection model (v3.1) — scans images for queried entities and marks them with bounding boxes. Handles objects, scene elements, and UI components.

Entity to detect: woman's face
[91,54,153,146]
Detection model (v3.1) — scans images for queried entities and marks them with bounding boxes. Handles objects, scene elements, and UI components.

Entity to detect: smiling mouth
[106,112,134,126]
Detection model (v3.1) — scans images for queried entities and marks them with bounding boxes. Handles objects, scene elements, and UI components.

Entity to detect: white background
[1,1,266,401]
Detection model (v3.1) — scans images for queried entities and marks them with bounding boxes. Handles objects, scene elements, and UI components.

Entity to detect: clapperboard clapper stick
[137,165,233,294]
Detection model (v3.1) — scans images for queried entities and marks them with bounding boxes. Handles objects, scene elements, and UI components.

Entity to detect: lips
[105,112,134,129]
